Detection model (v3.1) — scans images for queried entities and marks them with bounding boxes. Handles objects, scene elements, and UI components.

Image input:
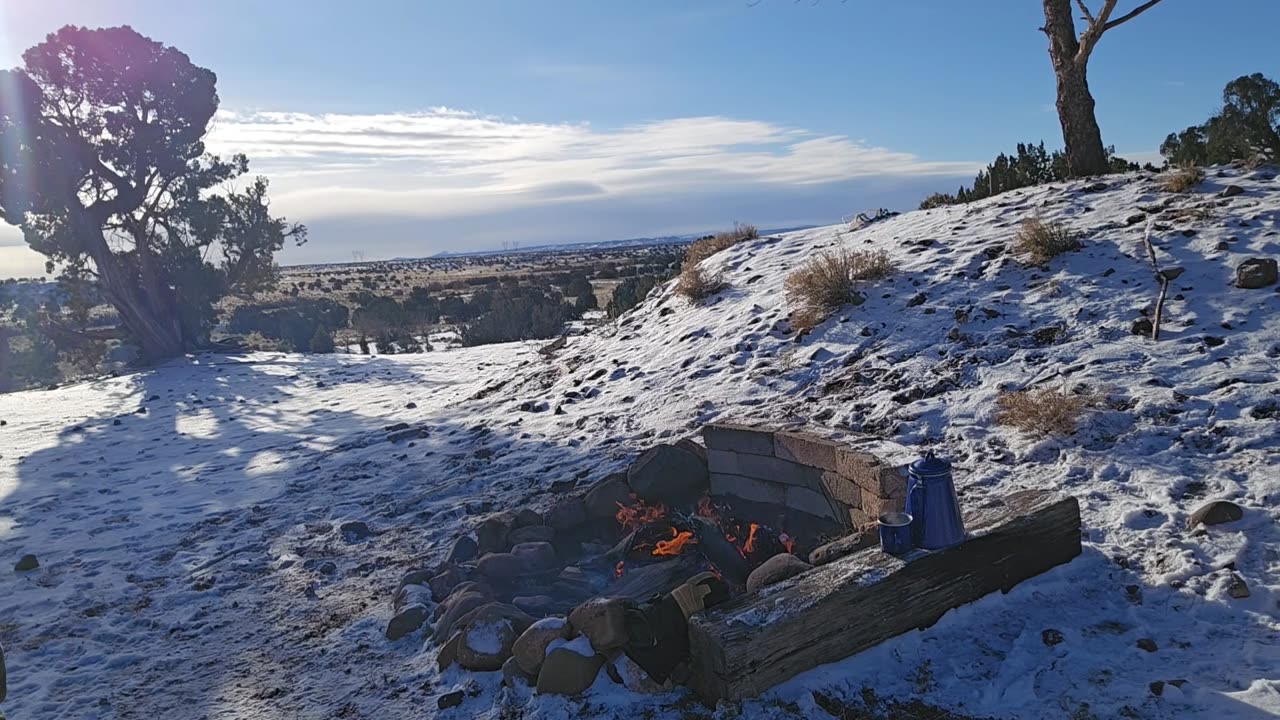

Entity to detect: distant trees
[1160,74,1280,167]
[0,26,303,362]
[1041,0,1165,176]
[919,142,1140,209]
[460,286,568,346]
[607,276,659,318]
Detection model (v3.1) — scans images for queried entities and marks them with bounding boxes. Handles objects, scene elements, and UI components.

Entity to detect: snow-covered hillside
[2,167,1278,719]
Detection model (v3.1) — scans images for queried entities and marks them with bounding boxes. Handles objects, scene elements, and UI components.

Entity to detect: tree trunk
[1043,0,1111,177]
[73,213,185,362]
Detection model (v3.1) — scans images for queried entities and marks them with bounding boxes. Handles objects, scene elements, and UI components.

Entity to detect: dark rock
[569,597,629,651]
[508,525,555,545]
[1137,638,1158,653]
[434,591,491,641]
[1227,573,1250,599]
[809,532,877,566]
[746,553,812,592]
[405,401,417,409]
[448,535,479,563]
[906,292,927,308]
[437,631,462,671]
[1042,629,1064,646]
[438,690,464,709]
[545,497,587,532]
[392,583,432,613]
[338,520,372,542]
[1125,213,1147,226]
[1237,258,1278,288]
[386,604,430,641]
[512,595,559,615]
[1188,500,1243,528]
[455,602,533,671]
[514,508,543,527]
[513,616,571,675]
[1203,336,1225,348]
[536,641,605,696]
[1150,681,1165,696]
[1219,184,1244,198]
[429,567,464,600]
[510,541,557,573]
[627,444,708,507]
[550,478,578,493]
[503,655,535,688]
[1082,182,1107,193]
[584,473,633,520]
[476,512,515,554]
[674,438,708,462]
[477,553,524,581]
[398,569,434,589]
[14,554,38,572]
[1159,266,1185,281]
[1130,318,1154,336]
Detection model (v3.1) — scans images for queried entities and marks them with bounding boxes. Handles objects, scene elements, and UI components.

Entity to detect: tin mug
[878,512,914,555]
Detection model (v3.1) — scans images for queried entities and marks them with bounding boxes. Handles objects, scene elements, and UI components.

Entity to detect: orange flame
[743,523,762,554]
[653,528,697,556]
[616,499,667,531]
[615,561,625,578]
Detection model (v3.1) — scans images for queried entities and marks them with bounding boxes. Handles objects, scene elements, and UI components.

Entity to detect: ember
[616,499,667,531]
[653,528,696,556]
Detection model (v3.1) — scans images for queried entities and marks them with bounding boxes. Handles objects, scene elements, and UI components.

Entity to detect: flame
[616,499,667,531]
[781,533,796,555]
[615,561,625,578]
[653,528,697,556]
[743,523,762,554]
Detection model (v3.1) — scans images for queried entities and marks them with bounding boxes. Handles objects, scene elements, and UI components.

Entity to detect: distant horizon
[3,0,1278,279]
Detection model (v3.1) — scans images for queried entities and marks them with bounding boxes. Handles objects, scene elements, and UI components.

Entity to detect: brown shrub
[995,388,1088,436]
[675,264,726,302]
[785,248,893,332]
[1013,217,1081,265]
[685,223,758,266]
[1160,163,1204,193]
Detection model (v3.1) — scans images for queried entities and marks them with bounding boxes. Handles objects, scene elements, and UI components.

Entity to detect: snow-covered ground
[2,167,1279,719]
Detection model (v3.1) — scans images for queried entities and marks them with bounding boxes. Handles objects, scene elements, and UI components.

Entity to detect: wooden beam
[686,490,1081,703]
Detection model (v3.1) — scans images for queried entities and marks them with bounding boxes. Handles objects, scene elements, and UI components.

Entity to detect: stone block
[709,473,785,506]
[860,489,905,518]
[709,450,821,489]
[773,432,842,471]
[848,507,873,529]
[835,450,907,497]
[784,485,839,521]
[818,471,862,510]
[702,423,775,456]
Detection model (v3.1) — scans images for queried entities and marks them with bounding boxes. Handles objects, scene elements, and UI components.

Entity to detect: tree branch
[1103,0,1164,30]
[1074,0,1096,24]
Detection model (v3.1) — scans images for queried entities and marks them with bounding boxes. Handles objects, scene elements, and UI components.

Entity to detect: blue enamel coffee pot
[905,452,966,549]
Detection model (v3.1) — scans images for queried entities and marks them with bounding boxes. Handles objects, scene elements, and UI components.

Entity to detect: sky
[1,0,1277,278]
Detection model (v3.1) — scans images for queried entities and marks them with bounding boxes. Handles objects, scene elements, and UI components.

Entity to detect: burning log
[687,516,751,586]
[608,555,702,601]
[686,490,1082,703]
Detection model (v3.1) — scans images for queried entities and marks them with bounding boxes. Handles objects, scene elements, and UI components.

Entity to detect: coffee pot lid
[910,451,951,477]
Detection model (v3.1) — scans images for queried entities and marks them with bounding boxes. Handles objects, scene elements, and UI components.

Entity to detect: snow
[546,634,596,658]
[2,167,1279,718]
[465,620,512,656]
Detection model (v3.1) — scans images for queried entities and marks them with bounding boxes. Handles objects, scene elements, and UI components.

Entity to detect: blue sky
[1,0,1277,275]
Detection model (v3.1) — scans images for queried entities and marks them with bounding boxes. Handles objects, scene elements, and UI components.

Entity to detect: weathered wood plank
[686,490,1081,702]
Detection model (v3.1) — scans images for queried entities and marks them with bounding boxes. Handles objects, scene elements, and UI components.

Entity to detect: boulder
[511,542,558,573]
[392,583,432,613]
[1236,258,1278,289]
[627,444,708,507]
[503,655,535,688]
[433,591,491,641]
[455,603,532,671]
[339,520,372,542]
[568,597,628,651]
[508,525,555,545]
[546,497,587,532]
[447,535,479,563]
[1227,573,1250,599]
[514,509,543,527]
[477,512,516,554]
[398,569,434,589]
[584,473,633,521]
[674,438,708,463]
[536,638,605,696]
[513,616,571,675]
[14,554,38,572]
[477,552,524,582]
[386,604,430,641]
[429,566,464,600]
[1220,184,1244,198]
[437,689,464,709]
[1188,500,1243,528]
[746,553,813,593]
[437,631,463,671]
[512,594,559,615]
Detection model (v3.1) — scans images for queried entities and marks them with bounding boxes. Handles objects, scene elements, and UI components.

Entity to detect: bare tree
[1042,0,1165,176]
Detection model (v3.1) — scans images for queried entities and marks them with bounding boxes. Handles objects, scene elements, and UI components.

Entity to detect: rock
[514,508,543,527]
[508,525,555,545]
[476,512,515,554]
[1159,266,1185,281]
[550,478,579,494]
[1125,213,1147,226]
[398,569,434,589]
[437,631,462,670]
[477,553,525,582]
[338,520,372,542]
[1150,681,1165,696]
[1042,629,1064,646]
[1227,573,1250,599]
[14,554,38,572]
[674,438,708,462]
[437,690,464,709]
[386,604,430,641]
[503,655,535,688]
[545,497,587,532]
[393,583,432,613]
[1188,500,1243,528]
[627,444,708,507]
[907,292,927,308]
[433,591,490,641]
[1220,184,1244,198]
[511,542,557,573]
[405,401,418,409]
[455,603,532,671]
[1130,317,1154,337]
[512,595,559,616]
[536,639,605,696]
[447,535,479,563]
[808,532,876,566]
[1236,258,1278,289]
[429,566,464,600]
[746,553,813,592]
[433,581,490,614]
[568,598,628,651]
[1137,638,1158,653]
[1082,182,1107,193]
[513,616,571,675]
[583,473,633,520]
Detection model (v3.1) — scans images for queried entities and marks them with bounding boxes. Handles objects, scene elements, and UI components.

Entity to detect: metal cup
[878,512,914,555]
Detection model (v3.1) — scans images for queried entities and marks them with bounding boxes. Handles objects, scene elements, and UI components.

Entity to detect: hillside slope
[1,166,1278,719]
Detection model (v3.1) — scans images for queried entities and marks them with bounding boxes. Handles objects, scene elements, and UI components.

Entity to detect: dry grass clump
[995,387,1088,436]
[785,248,893,332]
[1013,216,1081,264]
[675,223,757,302]
[1160,162,1204,193]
